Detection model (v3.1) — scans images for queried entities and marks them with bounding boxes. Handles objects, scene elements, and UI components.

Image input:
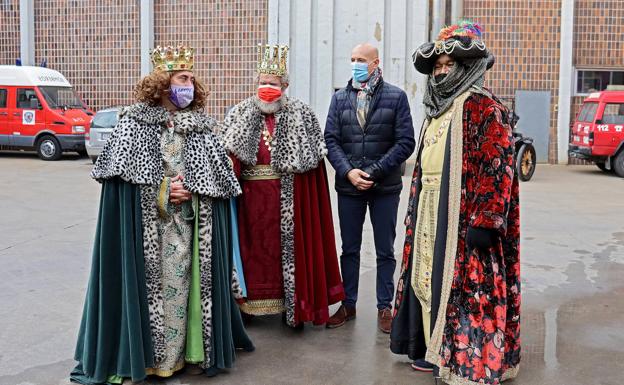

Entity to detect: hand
[347,169,374,191]
[466,226,498,253]
[169,175,192,204]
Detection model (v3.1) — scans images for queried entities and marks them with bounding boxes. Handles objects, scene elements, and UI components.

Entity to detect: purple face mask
[168,84,194,109]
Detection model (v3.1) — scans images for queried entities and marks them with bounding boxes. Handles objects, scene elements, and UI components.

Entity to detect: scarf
[423,57,488,119]
[353,67,383,128]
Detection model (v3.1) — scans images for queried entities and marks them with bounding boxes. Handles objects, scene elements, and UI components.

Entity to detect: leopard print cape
[92,102,241,198]
[92,102,241,367]
[220,96,326,326]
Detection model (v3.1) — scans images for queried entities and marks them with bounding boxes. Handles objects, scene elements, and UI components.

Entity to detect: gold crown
[151,45,195,72]
[257,44,289,76]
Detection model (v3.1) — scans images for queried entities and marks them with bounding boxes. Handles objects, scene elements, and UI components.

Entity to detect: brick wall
[154,0,268,119]
[6,1,268,115]
[33,1,141,112]
[570,0,624,163]
[0,0,20,65]
[574,0,624,69]
[463,0,563,164]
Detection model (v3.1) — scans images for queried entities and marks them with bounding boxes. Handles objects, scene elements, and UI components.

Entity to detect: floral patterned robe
[390,89,521,385]
[152,124,195,375]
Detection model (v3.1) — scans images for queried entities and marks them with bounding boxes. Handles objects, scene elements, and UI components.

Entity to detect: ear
[371,58,380,69]
[281,83,289,91]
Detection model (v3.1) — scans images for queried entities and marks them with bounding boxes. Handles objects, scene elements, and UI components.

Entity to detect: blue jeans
[337,192,400,310]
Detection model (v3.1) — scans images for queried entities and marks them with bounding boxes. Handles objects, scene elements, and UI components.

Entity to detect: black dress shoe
[411,358,434,372]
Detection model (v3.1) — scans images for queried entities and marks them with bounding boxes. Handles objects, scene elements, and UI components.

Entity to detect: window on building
[0,89,7,108]
[577,102,599,123]
[602,103,624,125]
[576,70,624,95]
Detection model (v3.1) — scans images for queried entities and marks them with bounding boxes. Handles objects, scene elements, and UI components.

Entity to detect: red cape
[293,161,345,325]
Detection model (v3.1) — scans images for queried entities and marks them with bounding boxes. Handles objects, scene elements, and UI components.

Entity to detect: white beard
[253,95,285,114]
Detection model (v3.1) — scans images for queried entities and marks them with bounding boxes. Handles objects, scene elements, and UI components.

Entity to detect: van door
[9,88,46,148]
[0,88,9,145]
[596,102,624,155]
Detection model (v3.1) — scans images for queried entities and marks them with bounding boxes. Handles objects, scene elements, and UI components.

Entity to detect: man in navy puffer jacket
[324,43,415,333]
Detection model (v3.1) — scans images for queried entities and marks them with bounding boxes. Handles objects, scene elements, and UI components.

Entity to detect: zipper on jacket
[347,81,384,168]
[363,89,382,132]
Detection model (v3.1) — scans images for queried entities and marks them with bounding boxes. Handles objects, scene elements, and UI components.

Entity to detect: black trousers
[337,192,400,310]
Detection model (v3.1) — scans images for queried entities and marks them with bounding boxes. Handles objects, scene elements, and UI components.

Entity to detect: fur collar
[92,103,240,198]
[119,103,216,134]
[221,96,327,174]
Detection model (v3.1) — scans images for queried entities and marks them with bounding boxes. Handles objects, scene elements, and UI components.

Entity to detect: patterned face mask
[169,84,195,109]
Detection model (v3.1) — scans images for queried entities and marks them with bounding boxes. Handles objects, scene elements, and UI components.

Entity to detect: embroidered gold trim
[421,175,441,184]
[415,40,487,60]
[423,111,454,148]
[501,365,520,382]
[145,359,185,378]
[411,187,440,312]
[239,298,285,315]
[241,164,281,180]
[436,364,520,385]
[411,104,454,313]
[425,91,471,369]
[157,176,170,218]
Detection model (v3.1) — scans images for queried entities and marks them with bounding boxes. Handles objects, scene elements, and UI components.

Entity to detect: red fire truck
[568,86,624,177]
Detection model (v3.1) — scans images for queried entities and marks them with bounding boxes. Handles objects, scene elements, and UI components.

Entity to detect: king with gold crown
[221,43,345,329]
[71,45,254,385]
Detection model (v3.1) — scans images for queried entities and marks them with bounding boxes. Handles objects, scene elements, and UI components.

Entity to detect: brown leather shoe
[378,308,392,333]
[326,304,356,328]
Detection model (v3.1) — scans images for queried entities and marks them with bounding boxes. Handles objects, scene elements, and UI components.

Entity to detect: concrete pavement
[0,152,623,385]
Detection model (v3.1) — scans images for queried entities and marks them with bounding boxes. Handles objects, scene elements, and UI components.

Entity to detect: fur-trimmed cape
[92,103,241,198]
[220,96,344,327]
[85,103,247,371]
[221,96,327,174]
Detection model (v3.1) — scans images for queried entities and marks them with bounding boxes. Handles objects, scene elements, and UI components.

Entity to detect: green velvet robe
[71,178,254,384]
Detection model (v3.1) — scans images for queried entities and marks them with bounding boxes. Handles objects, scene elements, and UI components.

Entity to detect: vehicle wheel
[516,144,536,182]
[596,162,612,172]
[36,135,62,161]
[613,151,624,178]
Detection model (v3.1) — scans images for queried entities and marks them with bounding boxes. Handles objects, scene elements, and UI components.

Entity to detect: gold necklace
[262,124,275,152]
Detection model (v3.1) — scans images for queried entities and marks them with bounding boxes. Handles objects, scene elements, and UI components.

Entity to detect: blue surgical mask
[352,62,370,82]
[169,84,194,109]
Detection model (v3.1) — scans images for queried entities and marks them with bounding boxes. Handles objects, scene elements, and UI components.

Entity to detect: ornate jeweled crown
[257,44,289,76]
[151,45,195,72]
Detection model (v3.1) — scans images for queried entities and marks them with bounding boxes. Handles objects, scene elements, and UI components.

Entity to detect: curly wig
[133,70,209,110]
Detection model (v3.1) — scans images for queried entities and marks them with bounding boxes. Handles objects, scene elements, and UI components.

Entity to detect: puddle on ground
[520,231,624,385]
